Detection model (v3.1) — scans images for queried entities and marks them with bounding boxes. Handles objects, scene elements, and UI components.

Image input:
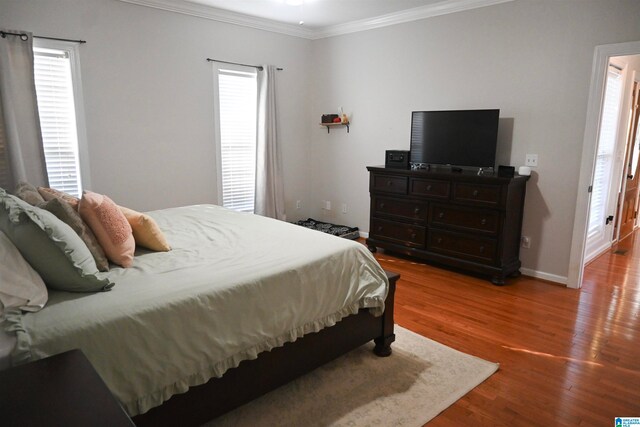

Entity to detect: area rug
[204,326,499,427]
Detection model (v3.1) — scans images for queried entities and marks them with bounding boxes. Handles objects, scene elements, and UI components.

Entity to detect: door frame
[568,40,640,289]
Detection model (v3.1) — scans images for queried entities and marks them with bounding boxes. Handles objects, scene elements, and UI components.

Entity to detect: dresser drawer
[427,230,497,264]
[371,175,408,195]
[452,183,501,206]
[373,197,427,222]
[410,178,450,199]
[371,218,425,248]
[429,204,500,235]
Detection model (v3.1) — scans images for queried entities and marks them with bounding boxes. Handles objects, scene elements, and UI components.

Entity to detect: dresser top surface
[367,166,530,183]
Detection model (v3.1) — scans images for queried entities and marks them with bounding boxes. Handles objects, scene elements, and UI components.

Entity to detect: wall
[308,0,640,281]
[0,0,313,215]
[3,0,640,281]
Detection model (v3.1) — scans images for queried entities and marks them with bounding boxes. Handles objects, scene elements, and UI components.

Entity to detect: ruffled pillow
[0,188,113,292]
[0,230,48,316]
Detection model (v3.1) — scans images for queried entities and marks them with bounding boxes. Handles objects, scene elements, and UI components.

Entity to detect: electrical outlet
[296,200,301,210]
[525,154,538,167]
[521,236,531,249]
[341,203,347,214]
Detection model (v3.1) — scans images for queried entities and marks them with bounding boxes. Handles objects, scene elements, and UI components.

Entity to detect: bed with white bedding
[3,204,395,422]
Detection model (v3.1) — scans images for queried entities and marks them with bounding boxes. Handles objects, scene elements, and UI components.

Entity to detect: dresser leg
[491,275,506,286]
[367,245,377,253]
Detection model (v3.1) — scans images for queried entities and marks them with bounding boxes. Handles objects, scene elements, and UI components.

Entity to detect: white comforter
[5,205,389,415]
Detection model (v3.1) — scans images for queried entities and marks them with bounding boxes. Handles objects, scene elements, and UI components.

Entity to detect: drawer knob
[479,245,485,253]
[438,212,444,219]
[387,181,393,187]
[380,203,385,209]
[437,237,443,244]
[426,184,432,191]
[472,189,479,197]
[377,226,383,232]
[414,207,421,214]
[411,233,417,239]
[480,218,487,225]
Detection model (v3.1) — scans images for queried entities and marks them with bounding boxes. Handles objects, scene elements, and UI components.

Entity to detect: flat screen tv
[410,109,499,169]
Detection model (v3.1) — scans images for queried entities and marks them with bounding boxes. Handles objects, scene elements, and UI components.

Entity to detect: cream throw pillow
[119,206,171,252]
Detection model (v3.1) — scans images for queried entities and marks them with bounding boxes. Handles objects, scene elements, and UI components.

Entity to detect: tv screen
[410,109,499,169]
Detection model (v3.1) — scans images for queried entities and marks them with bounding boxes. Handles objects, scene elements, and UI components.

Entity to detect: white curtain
[0,30,49,190]
[255,65,286,220]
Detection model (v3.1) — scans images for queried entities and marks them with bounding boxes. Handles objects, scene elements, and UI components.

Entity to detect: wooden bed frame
[133,271,399,427]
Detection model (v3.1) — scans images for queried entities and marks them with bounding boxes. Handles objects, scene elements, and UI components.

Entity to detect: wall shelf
[320,122,350,133]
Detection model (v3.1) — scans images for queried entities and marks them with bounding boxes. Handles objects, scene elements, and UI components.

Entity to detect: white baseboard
[359,231,369,238]
[520,268,568,285]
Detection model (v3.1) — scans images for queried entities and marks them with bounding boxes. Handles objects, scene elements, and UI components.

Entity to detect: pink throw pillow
[79,191,135,268]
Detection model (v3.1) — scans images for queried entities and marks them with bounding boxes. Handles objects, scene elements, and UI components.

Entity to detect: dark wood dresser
[366,166,529,284]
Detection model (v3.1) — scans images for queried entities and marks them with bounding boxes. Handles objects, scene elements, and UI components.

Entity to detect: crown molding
[117,0,316,39]
[311,0,515,39]
[117,0,515,40]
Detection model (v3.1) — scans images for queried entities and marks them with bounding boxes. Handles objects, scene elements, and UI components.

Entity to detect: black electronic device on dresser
[366,166,529,285]
[385,150,410,169]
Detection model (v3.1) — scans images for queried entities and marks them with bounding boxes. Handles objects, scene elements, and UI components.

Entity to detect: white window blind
[588,65,623,236]
[33,46,83,197]
[217,68,257,213]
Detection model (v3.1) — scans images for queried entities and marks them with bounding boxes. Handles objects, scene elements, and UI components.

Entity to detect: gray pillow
[39,198,110,272]
[0,190,113,292]
[14,181,45,206]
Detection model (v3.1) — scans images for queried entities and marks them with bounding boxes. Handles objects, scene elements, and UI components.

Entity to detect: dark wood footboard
[133,270,399,427]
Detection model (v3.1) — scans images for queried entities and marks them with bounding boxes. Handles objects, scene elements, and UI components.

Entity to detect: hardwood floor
[367,232,640,426]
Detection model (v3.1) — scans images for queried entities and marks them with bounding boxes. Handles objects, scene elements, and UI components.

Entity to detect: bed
[2,203,397,426]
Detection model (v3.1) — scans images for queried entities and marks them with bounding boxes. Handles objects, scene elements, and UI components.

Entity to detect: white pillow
[0,231,47,317]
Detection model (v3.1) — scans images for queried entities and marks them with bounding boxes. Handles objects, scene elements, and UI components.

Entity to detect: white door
[585,64,624,262]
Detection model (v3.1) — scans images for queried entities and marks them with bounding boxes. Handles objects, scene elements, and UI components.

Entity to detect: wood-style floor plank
[364,231,640,425]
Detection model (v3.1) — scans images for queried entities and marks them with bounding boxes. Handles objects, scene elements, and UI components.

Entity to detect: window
[33,40,88,197]
[588,64,623,237]
[213,66,258,213]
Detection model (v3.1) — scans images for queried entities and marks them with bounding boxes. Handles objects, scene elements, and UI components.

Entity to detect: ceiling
[120,0,513,39]
[185,0,444,29]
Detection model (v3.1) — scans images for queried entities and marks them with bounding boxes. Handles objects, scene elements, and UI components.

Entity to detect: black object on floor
[293,218,360,240]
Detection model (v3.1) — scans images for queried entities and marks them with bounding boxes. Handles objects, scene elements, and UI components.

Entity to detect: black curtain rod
[0,30,86,44]
[206,58,283,71]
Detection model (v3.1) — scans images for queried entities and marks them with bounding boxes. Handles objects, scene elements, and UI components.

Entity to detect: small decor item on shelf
[321,114,339,123]
[339,106,348,124]
[332,117,342,123]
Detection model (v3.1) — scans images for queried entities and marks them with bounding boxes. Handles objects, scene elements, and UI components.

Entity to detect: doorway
[584,55,640,263]
[616,79,640,242]
[568,41,640,289]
